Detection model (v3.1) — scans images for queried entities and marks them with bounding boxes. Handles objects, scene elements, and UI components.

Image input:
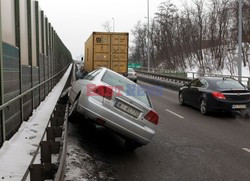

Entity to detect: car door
[191,79,206,108]
[184,79,199,104]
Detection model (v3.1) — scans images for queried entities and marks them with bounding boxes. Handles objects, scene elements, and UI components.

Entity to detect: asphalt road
[65,80,250,181]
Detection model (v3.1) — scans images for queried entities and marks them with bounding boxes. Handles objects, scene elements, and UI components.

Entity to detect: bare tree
[129,0,250,74]
[102,21,112,32]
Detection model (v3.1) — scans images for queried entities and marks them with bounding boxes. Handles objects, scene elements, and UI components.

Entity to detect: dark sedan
[178,77,250,115]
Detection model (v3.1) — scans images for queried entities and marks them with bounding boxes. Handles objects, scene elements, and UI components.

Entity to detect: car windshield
[102,70,151,107]
[214,79,245,90]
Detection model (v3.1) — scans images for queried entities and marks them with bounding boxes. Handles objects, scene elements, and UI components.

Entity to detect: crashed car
[68,67,159,150]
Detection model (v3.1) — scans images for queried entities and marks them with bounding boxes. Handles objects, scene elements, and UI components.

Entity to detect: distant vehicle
[127,68,137,83]
[178,77,250,115]
[68,67,159,150]
[84,32,129,75]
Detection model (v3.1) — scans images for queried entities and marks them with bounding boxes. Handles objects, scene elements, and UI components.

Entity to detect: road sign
[128,63,141,69]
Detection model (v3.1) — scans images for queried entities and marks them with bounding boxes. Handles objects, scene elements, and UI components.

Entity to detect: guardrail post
[47,127,63,141]
[0,0,5,145]
[40,141,60,163]
[30,163,57,181]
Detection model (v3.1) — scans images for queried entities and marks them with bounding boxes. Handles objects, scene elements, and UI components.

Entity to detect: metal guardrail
[20,63,74,181]
[20,101,68,181]
[136,70,250,91]
[137,67,250,87]
[136,70,191,83]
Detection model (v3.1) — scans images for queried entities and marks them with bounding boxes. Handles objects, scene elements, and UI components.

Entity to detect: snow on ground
[64,123,98,181]
[64,121,117,181]
[0,64,72,181]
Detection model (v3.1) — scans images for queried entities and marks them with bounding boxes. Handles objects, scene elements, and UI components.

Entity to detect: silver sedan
[127,68,137,82]
[68,67,159,150]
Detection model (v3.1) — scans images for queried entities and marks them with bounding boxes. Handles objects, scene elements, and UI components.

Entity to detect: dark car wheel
[200,98,208,115]
[125,140,141,151]
[179,92,185,106]
[68,98,79,122]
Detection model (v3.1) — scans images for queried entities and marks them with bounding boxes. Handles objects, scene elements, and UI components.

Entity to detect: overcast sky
[38,0,185,60]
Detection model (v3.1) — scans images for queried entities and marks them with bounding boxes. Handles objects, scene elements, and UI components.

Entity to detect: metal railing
[136,67,250,87]
[21,63,73,181]
[0,64,70,112]
[0,63,71,145]
[21,102,69,181]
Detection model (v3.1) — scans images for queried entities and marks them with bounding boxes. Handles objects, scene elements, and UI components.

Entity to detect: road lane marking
[242,148,250,153]
[165,109,184,119]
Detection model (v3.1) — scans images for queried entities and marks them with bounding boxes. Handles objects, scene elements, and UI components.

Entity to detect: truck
[83,32,129,74]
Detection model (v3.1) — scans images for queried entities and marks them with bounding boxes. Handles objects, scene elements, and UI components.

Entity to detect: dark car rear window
[102,70,151,107]
[213,79,245,89]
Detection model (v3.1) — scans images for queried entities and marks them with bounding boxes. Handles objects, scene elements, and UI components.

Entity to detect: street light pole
[238,0,242,82]
[112,18,115,32]
[147,0,150,72]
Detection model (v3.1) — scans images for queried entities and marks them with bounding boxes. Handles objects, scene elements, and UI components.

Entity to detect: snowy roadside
[64,121,117,181]
[0,64,72,181]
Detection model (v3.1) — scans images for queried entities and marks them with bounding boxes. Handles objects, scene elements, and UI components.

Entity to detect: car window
[102,70,151,107]
[200,79,208,88]
[196,79,207,88]
[190,79,199,86]
[214,79,245,89]
[89,69,102,80]
[83,69,100,80]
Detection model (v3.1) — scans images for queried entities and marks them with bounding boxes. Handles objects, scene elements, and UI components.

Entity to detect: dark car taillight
[92,85,113,100]
[212,92,226,100]
[144,110,159,125]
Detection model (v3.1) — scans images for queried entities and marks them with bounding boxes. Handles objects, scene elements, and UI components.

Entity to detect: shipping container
[84,32,128,74]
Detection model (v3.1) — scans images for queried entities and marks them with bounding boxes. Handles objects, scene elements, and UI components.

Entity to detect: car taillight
[92,85,113,100]
[144,110,159,125]
[212,92,226,100]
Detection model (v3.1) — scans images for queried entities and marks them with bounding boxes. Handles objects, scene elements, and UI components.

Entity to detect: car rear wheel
[200,98,208,115]
[179,92,185,106]
[125,140,141,151]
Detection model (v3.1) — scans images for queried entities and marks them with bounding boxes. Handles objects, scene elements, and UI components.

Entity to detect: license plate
[115,100,140,118]
[232,105,246,109]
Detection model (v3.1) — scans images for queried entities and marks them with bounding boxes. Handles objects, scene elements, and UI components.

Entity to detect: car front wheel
[179,92,185,105]
[68,98,79,122]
